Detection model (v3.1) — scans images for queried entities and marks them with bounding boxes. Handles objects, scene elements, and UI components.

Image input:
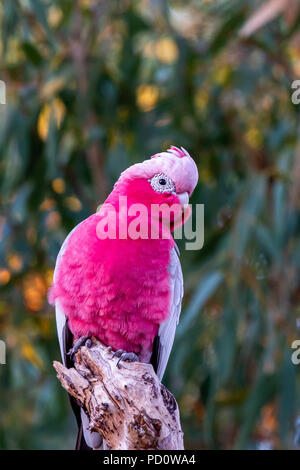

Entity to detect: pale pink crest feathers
[117,146,198,196]
[151,146,190,159]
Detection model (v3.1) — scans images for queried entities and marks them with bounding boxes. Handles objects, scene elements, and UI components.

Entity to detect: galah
[49,146,198,449]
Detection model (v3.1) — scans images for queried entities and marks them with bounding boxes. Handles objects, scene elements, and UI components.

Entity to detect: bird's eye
[149,173,175,194]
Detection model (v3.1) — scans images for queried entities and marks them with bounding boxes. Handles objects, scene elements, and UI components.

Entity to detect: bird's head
[107,146,198,230]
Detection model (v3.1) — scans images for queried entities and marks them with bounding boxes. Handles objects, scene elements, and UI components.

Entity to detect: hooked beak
[176,191,189,208]
[174,191,191,226]
[159,191,191,231]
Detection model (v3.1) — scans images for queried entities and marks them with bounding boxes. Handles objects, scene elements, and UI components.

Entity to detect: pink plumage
[49,146,198,363]
[49,209,173,360]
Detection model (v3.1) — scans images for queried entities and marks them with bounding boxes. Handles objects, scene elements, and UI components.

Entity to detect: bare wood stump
[53,338,184,450]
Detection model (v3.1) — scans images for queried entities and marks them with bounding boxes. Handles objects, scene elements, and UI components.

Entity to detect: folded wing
[155,247,184,380]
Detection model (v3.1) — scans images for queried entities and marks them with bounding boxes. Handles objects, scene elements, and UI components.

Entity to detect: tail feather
[63,319,94,450]
[76,425,92,450]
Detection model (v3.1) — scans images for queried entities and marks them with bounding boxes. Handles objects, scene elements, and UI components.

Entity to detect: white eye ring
[149,173,176,194]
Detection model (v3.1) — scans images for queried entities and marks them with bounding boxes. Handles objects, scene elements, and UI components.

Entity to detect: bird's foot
[112,349,139,369]
[68,336,92,360]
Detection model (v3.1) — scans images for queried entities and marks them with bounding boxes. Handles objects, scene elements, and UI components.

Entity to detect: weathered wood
[53,338,184,450]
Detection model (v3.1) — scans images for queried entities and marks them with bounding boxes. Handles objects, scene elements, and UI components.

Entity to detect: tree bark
[53,338,184,450]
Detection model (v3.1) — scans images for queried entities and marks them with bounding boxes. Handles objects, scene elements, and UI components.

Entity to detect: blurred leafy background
[0,0,300,450]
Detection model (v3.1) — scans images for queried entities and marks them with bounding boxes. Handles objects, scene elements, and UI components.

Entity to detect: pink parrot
[49,146,198,449]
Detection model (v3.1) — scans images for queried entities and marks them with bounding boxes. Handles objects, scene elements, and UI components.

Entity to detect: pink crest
[151,146,191,160]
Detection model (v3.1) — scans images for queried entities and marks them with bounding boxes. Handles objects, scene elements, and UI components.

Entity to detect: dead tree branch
[53,338,184,450]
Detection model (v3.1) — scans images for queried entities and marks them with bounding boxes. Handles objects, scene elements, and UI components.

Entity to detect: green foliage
[0,0,299,449]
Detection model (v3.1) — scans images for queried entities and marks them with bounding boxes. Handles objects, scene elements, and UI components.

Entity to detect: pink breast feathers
[48,212,173,358]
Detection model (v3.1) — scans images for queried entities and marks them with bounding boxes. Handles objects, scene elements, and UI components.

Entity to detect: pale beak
[177,192,189,207]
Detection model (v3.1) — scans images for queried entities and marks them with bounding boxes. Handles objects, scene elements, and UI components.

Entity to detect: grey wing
[53,221,103,450]
[155,246,184,381]
[54,222,83,365]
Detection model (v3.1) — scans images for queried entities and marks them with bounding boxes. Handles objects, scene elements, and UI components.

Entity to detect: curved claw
[112,349,124,359]
[112,349,139,368]
[67,336,92,359]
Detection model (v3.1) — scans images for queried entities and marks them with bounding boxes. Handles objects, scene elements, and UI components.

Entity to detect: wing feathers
[155,247,183,380]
